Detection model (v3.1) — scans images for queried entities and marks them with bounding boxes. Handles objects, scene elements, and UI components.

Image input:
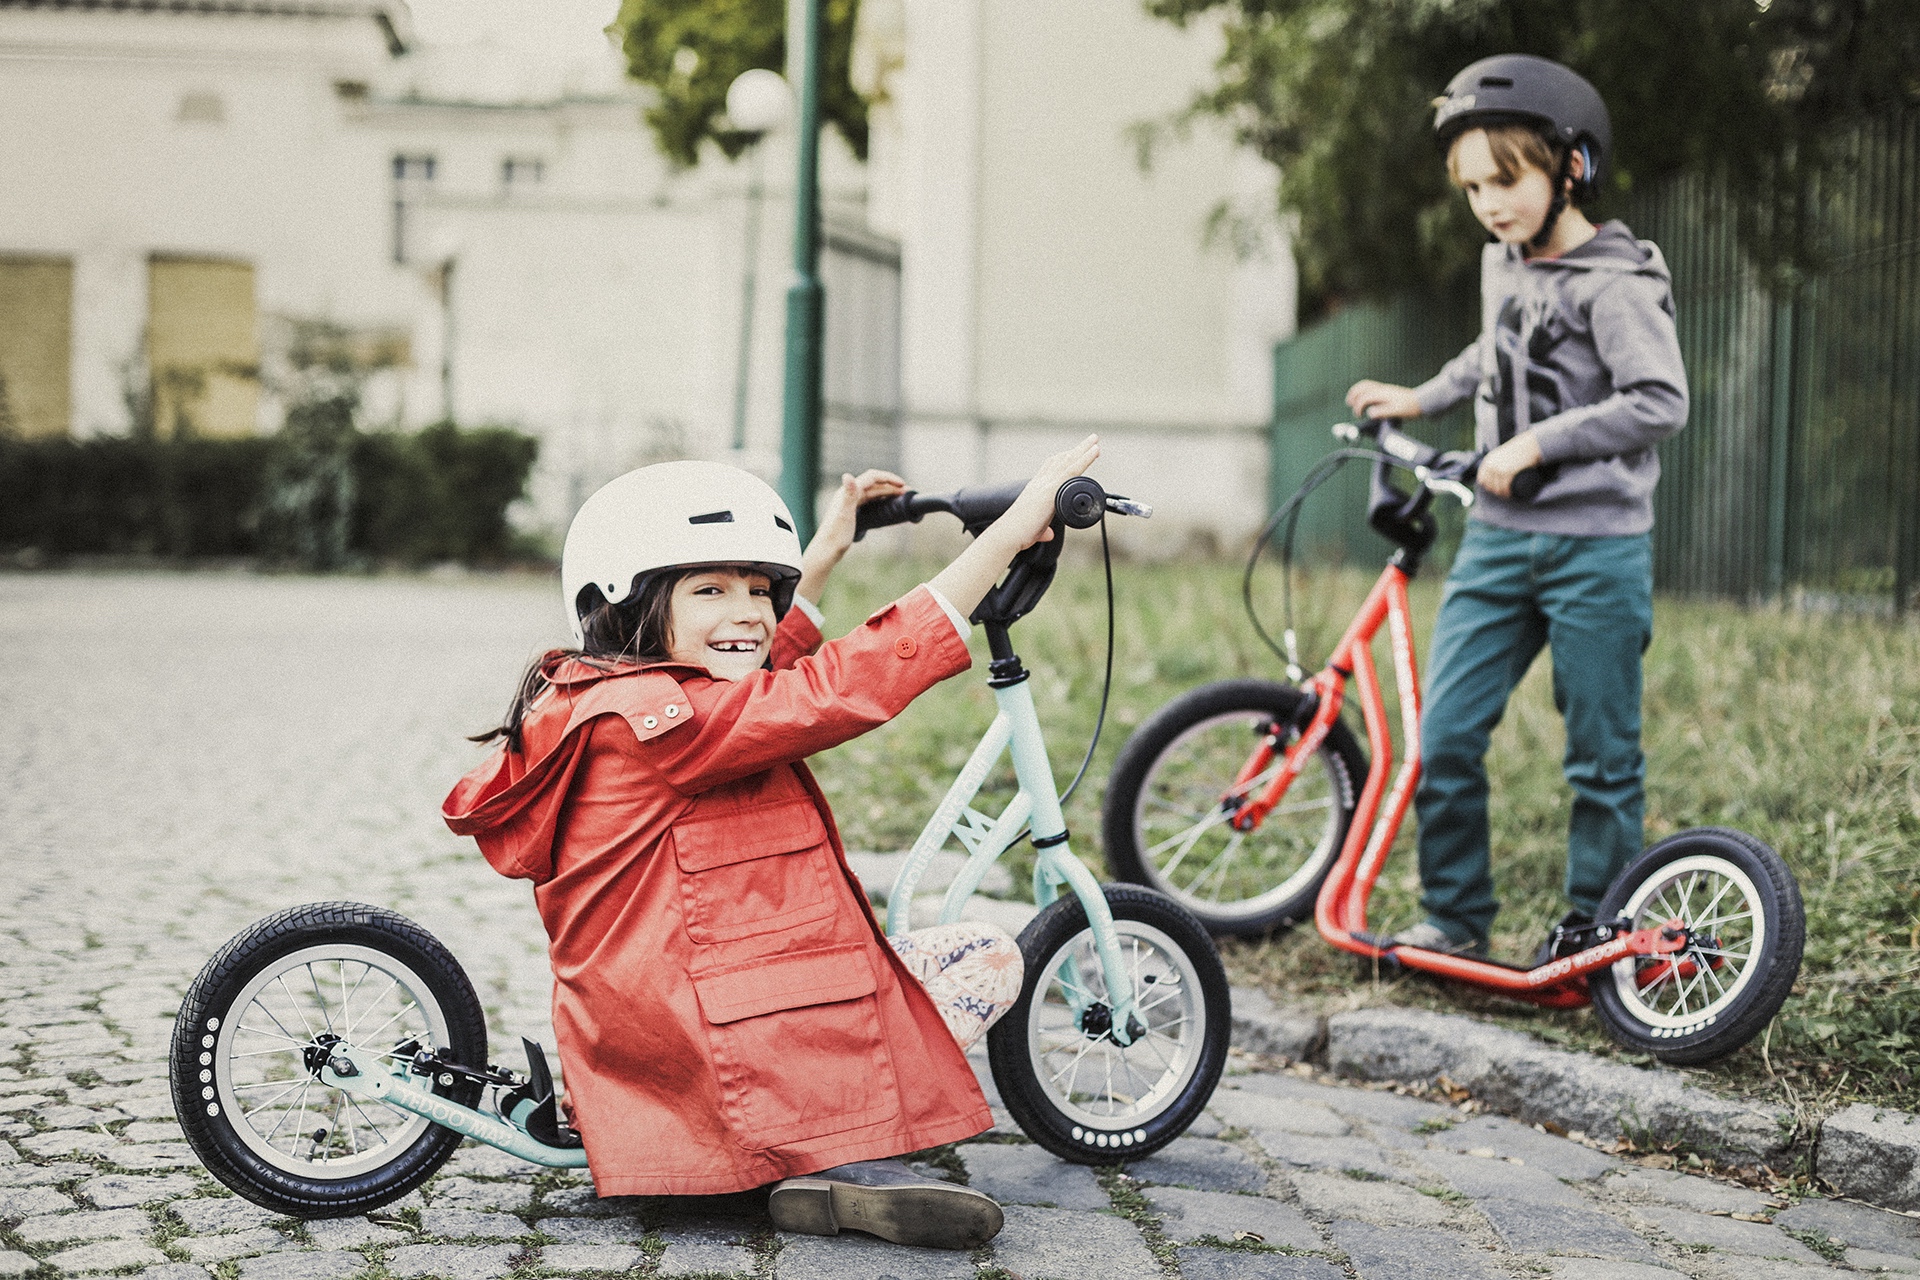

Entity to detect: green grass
[806,551,1920,1116]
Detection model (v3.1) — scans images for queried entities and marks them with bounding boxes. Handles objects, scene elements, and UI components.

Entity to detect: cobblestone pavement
[3,573,1916,1280]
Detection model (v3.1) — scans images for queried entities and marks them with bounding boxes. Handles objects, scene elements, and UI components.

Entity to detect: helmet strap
[1529,147,1574,253]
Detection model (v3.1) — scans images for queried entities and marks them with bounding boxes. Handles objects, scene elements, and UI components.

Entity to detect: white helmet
[560,460,805,645]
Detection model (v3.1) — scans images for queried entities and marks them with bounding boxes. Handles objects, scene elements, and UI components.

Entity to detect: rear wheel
[1102,680,1363,936]
[1589,829,1803,1065]
[988,885,1230,1163]
[171,902,487,1216]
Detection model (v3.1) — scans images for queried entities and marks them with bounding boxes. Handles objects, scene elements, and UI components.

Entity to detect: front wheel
[1102,679,1364,936]
[987,885,1230,1163]
[170,902,488,1217]
[1589,828,1804,1066]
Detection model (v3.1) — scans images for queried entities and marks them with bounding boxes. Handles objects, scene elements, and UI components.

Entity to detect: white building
[0,0,1291,547]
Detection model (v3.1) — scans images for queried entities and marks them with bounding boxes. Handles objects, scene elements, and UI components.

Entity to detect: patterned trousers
[887,922,1025,1050]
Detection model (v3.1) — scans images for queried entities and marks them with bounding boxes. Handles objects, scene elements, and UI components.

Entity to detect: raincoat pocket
[671,798,837,943]
[692,942,900,1149]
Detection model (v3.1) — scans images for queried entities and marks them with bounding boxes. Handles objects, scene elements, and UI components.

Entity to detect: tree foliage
[1142,0,1920,317]
[608,0,868,168]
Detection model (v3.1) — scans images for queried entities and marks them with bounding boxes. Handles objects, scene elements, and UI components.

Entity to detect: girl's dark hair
[470,568,688,752]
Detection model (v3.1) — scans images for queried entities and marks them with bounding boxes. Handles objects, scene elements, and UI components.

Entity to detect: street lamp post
[779,0,824,541]
[724,69,792,458]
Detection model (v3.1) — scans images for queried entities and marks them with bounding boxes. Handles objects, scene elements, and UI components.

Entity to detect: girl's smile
[667,568,777,680]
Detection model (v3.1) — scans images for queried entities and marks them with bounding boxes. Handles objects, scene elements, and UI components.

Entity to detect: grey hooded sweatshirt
[1413,219,1688,537]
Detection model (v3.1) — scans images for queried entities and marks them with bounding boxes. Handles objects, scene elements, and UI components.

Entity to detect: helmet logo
[1435,93,1475,126]
[688,510,735,525]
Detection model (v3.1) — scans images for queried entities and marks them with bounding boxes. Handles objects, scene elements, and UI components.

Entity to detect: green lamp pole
[778,0,824,541]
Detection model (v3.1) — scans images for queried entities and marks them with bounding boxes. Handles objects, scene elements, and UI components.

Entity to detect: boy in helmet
[1346,54,1688,961]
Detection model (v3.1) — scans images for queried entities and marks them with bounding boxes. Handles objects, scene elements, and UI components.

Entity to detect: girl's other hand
[1345,380,1422,420]
[994,435,1101,551]
[798,469,909,604]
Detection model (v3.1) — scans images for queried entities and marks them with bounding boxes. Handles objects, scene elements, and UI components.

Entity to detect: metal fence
[1270,108,1920,611]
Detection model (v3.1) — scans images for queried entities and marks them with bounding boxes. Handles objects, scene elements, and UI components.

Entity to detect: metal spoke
[274,976,320,1040]
[305,963,335,1034]
[352,998,421,1045]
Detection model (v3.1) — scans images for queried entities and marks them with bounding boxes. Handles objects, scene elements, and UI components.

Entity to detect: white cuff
[923,584,973,640]
[789,593,825,629]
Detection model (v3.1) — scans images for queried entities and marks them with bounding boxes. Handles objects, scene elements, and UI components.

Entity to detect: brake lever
[1415,466,1476,508]
[1106,496,1152,518]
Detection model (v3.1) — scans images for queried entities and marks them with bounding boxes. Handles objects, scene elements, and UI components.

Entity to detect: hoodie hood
[1516,219,1672,285]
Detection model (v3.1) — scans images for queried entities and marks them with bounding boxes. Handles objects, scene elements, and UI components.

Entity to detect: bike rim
[1132,710,1347,921]
[1609,854,1766,1031]
[1024,919,1205,1140]
[206,944,449,1179]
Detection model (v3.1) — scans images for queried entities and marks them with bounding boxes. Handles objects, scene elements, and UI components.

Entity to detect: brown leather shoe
[768,1158,1004,1250]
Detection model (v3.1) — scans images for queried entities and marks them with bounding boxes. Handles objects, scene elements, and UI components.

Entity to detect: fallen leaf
[1233,1231,1265,1243]
[1468,1147,1497,1159]
[1731,1213,1773,1223]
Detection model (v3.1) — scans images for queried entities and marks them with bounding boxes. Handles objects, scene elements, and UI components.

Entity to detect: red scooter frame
[1225,431,1691,1007]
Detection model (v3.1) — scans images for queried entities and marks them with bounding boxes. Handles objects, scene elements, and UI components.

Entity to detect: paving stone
[0,1096,55,1113]
[0,1184,75,1216]
[772,1231,964,1278]
[1848,1249,1920,1274]
[1175,1248,1346,1280]
[1329,1219,1506,1280]
[958,1142,1109,1210]
[1817,1103,1920,1212]
[137,1265,208,1280]
[1474,1198,1660,1262]
[44,1239,169,1273]
[181,1227,294,1262]
[110,1145,198,1172]
[19,1130,119,1158]
[1184,1108,1225,1140]
[1429,1115,1617,1181]
[1421,1149,1584,1205]
[1603,1166,1776,1215]
[1211,1089,1351,1137]
[429,1179,533,1212]
[112,1097,178,1122]
[417,1209,527,1240]
[1248,1131,1413,1183]
[81,1175,197,1208]
[35,1107,127,1130]
[119,1124,183,1144]
[533,1218,650,1245]
[19,1207,153,1244]
[1547,1261,1684,1279]
[0,1162,92,1187]
[303,1219,410,1250]
[1634,1205,1821,1261]
[384,1244,518,1280]
[236,1253,369,1280]
[1144,1186,1321,1249]
[990,1205,1158,1279]
[441,1146,535,1180]
[1288,1171,1452,1228]
[537,1243,645,1272]
[1229,987,1327,1061]
[0,1253,35,1278]
[1775,1198,1920,1257]
[172,1198,285,1233]
[1123,1137,1267,1192]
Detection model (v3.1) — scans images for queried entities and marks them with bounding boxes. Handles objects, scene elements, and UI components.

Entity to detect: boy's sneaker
[1389,921,1488,957]
[768,1158,1004,1250]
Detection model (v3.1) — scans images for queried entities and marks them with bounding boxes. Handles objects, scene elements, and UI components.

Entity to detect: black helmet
[1433,54,1610,203]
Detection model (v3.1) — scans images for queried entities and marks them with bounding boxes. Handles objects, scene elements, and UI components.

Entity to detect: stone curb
[1228,988,1920,1211]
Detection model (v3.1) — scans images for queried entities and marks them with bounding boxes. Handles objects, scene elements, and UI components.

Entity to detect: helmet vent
[774,515,793,532]
[688,510,735,525]
[1480,76,1513,88]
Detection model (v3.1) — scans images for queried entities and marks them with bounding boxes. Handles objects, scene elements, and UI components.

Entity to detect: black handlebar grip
[852,491,922,541]
[1509,468,1546,503]
[1055,476,1106,529]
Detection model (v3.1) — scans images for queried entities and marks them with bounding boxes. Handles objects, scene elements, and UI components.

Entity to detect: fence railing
[1270,108,1920,612]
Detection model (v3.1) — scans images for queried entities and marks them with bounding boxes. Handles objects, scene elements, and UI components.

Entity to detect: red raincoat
[442,587,991,1195]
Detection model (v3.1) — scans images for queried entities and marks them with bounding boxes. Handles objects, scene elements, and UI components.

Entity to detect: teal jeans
[1413,522,1654,946]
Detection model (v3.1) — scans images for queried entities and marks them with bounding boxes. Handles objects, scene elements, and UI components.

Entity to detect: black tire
[1102,679,1365,936]
[987,885,1230,1163]
[170,902,488,1217]
[1589,828,1804,1066]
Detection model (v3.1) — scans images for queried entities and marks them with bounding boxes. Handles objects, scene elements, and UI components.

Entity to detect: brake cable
[1057,510,1115,805]
[1242,447,1386,678]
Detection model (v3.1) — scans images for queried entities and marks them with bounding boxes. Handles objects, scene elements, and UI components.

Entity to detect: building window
[392,153,436,264]
[147,255,258,438]
[0,255,74,438]
[502,156,545,189]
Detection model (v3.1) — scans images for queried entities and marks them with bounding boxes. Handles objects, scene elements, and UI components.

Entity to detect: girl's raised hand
[994,435,1102,551]
[798,469,909,604]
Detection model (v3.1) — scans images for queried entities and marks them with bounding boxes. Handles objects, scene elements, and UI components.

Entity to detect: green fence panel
[1270,106,1920,611]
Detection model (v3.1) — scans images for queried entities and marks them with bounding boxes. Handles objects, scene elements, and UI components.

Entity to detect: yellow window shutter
[148,255,260,438]
[0,255,74,439]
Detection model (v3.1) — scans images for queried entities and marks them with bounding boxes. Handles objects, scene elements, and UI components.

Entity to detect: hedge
[0,422,541,568]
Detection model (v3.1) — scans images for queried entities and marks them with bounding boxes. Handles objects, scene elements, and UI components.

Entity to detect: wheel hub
[302,1032,342,1078]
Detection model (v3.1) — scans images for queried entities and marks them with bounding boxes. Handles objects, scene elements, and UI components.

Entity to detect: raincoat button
[642,715,659,729]
[664,704,679,718]
[894,637,917,658]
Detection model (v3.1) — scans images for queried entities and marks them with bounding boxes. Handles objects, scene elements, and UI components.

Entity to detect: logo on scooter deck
[1073,1126,1148,1148]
